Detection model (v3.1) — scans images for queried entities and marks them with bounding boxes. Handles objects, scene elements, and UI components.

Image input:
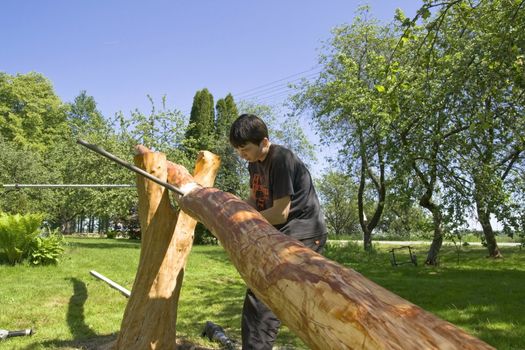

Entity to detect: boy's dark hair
[229,114,269,148]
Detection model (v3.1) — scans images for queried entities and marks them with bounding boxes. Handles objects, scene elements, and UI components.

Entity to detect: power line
[182,66,322,114]
[235,71,321,100]
[232,66,321,97]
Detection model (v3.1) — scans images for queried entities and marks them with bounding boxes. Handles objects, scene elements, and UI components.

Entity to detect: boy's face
[235,139,269,162]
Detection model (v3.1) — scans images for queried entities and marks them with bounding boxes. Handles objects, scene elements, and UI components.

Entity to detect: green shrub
[194,223,217,245]
[0,212,43,265]
[106,230,117,239]
[29,229,65,265]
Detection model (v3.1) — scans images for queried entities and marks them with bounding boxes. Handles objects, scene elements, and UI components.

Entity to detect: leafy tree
[108,96,190,234]
[68,90,106,137]
[0,137,54,214]
[316,171,359,236]
[0,72,69,152]
[0,72,71,223]
[379,200,433,239]
[292,8,394,250]
[444,0,524,257]
[389,0,525,259]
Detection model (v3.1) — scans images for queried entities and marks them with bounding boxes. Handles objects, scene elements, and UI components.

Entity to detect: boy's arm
[260,195,291,226]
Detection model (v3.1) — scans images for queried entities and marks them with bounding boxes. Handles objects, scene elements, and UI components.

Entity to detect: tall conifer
[185,88,215,153]
[214,94,246,196]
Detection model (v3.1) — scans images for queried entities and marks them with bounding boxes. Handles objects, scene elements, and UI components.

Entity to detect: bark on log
[114,150,220,349]
[173,184,495,349]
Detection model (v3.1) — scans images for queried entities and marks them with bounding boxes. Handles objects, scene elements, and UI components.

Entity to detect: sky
[2,0,422,174]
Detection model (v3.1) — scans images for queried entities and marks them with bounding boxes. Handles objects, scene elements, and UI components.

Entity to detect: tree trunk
[426,210,443,266]
[357,131,386,252]
[172,169,495,349]
[476,204,502,258]
[419,189,443,266]
[114,150,220,349]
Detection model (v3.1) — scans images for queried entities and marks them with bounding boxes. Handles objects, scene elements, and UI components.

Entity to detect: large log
[114,150,220,349]
[170,172,495,349]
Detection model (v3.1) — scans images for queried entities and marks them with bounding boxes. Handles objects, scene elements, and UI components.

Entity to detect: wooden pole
[171,177,495,349]
[114,150,220,349]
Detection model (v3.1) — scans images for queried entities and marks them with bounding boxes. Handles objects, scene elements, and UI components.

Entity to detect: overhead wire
[182,66,323,114]
[232,66,322,97]
[235,69,322,106]
[235,71,322,100]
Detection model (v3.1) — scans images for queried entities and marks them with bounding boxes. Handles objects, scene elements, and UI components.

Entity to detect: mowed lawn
[0,237,523,349]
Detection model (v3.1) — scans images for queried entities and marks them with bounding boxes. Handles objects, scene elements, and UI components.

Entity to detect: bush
[194,223,217,245]
[0,212,43,265]
[29,229,65,265]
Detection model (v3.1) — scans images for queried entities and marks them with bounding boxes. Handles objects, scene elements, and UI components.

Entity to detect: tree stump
[114,150,220,349]
[168,174,496,349]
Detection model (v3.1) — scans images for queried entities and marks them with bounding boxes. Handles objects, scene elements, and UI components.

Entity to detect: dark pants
[241,234,326,350]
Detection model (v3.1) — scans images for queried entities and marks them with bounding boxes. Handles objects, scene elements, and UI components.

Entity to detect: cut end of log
[134,144,151,155]
[179,182,201,196]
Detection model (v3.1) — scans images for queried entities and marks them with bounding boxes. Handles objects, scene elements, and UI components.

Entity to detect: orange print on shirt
[251,174,269,210]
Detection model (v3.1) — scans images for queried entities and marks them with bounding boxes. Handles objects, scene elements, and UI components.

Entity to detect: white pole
[90,270,131,298]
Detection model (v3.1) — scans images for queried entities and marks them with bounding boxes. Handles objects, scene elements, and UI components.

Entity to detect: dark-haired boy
[229,114,327,350]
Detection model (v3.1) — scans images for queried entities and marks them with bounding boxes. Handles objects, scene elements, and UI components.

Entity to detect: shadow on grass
[68,278,98,339]
[23,278,116,350]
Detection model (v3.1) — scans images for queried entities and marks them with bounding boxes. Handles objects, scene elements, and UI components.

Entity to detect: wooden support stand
[114,150,220,349]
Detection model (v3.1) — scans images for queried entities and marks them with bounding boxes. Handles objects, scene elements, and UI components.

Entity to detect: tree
[0,72,69,219]
[214,94,244,195]
[184,88,215,157]
[443,0,525,257]
[389,0,525,259]
[292,8,394,250]
[68,90,106,137]
[316,171,359,236]
[0,137,53,214]
[107,95,190,234]
[0,72,69,152]
[379,199,433,239]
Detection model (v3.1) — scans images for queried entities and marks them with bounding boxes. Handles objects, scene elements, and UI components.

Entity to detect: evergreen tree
[184,88,215,155]
[215,93,238,142]
[214,94,245,195]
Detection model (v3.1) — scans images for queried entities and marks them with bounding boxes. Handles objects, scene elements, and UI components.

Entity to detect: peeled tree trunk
[169,165,495,349]
[114,150,220,349]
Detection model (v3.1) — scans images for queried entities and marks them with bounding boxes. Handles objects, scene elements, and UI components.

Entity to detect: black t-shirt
[248,144,327,240]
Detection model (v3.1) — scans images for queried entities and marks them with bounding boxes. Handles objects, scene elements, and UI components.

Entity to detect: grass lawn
[0,238,523,349]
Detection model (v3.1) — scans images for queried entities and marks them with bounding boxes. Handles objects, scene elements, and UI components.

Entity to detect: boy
[229,114,327,350]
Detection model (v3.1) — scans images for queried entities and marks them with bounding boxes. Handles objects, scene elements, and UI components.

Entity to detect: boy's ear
[261,138,270,147]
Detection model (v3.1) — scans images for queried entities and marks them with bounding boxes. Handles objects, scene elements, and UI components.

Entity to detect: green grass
[0,238,523,349]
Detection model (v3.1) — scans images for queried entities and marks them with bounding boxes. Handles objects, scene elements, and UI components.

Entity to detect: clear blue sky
[3,1,420,115]
[3,0,421,173]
